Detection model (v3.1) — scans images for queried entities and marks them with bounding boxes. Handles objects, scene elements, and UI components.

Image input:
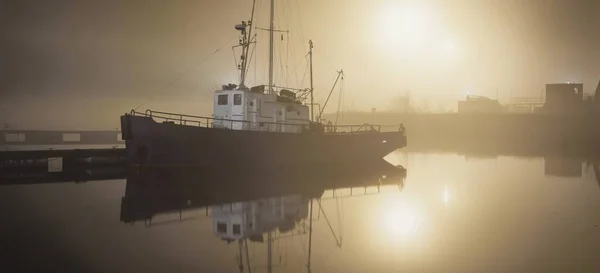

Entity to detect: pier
[0,129,127,185]
[1,130,123,146]
[0,148,127,185]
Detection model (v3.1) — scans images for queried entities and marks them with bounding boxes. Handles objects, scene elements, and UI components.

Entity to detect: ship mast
[266,1,275,270]
[309,40,314,122]
[237,0,257,90]
[268,0,275,95]
[306,199,314,273]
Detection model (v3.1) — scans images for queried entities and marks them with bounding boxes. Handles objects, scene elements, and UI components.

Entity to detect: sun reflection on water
[443,184,449,207]
[379,195,421,238]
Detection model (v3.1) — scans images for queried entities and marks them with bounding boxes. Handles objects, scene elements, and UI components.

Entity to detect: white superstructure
[212,86,310,133]
[211,194,309,241]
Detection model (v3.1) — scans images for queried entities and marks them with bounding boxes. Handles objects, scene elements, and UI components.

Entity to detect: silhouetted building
[543,83,583,113]
[458,95,503,113]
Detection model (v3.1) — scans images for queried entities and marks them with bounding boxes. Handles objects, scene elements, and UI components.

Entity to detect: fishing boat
[119,0,406,167]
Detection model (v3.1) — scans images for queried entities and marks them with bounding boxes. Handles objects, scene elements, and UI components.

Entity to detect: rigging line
[291,46,300,88]
[334,74,344,125]
[273,3,281,88]
[288,33,300,88]
[261,32,269,85]
[299,58,309,88]
[232,47,240,80]
[133,35,238,111]
[237,240,244,273]
[278,34,286,86]
[281,40,287,86]
[275,0,289,87]
[243,34,258,84]
[284,0,291,86]
[244,239,252,273]
[281,32,290,85]
[340,77,346,123]
[254,39,257,84]
[275,36,281,86]
[318,70,343,121]
[290,36,306,88]
[291,52,309,75]
[294,0,307,53]
[285,32,290,86]
[336,195,343,245]
[246,37,258,85]
[335,82,341,124]
[316,199,342,247]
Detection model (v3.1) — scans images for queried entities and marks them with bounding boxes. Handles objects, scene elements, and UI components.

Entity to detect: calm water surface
[1,151,599,273]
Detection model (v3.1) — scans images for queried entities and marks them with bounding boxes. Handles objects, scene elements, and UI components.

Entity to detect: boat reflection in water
[120,160,406,224]
[212,194,309,244]
[120,160,406,272]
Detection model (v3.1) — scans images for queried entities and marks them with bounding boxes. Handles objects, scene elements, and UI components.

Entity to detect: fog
[2,0,600,129]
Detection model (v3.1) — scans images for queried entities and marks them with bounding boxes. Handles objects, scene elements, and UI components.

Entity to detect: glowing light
[440,40,459,59]
[442,41,456,53]
[380,198,420,237]
[376,3,435,50]
[443,184,449,206]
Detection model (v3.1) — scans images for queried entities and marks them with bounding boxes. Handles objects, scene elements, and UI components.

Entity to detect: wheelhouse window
[232,224,241,235]
[234,94,242,105]
[217,222,227,233]
[218,94,228,105]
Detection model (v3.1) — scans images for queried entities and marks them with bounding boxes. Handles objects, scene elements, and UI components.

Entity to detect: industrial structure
[541,83,585,114]
[457,95,503,113]
[456,80,600,114]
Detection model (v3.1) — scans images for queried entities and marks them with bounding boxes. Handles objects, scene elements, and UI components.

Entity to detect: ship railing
[132,110,308,133]
[131,110,405,134]
[324,123,379,133]
[323,122,406,134]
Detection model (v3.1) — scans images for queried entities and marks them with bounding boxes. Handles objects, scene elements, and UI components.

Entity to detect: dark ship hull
[120,114,406,167]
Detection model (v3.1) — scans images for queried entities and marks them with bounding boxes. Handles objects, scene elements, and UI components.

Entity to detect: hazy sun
[377,3,434,50]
